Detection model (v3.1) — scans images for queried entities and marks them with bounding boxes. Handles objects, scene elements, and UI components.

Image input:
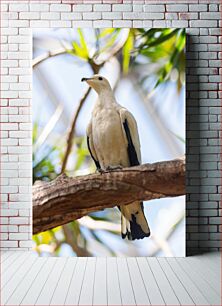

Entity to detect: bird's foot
[106,165,123,171]
[97,168,106,174]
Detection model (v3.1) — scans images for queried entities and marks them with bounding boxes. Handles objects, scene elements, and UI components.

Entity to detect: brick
[9,68,31,75]
[1,169,18,178]
[73,4,92,12]
[0,217,8,225]
[209,76,221,83]
[190,20,218,28]
[41,12,60,20]
[2,123,18,131]
[19,44,31,52]
[124,12,164,19]
[191,233,209,240]
[9,233,28,240]
[8,146,31,154]
[172,20,188,28]
[19,241,32,248]
[179,13,198,20]
[1,208,18,216]
[209,28,221,35]
[1,28,18,36]
[209,4,218,11]
[189,4,207,11]
[209,60,221,67]
[9,20,29,28]
[9,216,29,225]
[94,4,111,11]
[30,20,50,28]
[113,4,132,11]
[30,4,49,11]
[200,209,218,217]
[144,5,165,12]
[8,51,29,60]
[143,21,153,27]
[9,3,28,11]
[200,12,221,19]
[133,5,143,12]
[1,233,9,240]
[165,12,178,20]
[19,28,32,36]
[210,233,221,240]
[19,210,29,217]
[1,241,18,248]
[166,4,188,12]
[61,12,82,20]
[2,60,18,68]
[1,4,8,11]
[199,52,217,60]
[131,20,142,27]
[1,138,18,146]
[102,12,122,19]
[72,20,93,27]
[9,115,30,123]
[83,12,101,20]
[208,44,221,51]
[93,20,112,27]
[113,20,132,27]
[19,12,40,20]
[9,99,30,107]
[19,226,31,233]
[199,241,221,248]
[50,21,72,28]
[50,4,71,11]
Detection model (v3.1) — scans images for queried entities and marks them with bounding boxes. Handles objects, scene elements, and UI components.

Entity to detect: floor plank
[1,252,220,306]
[107,258,122,306]
[127,258,150,305]
[35,257,67,305]
[167,258,210,305]
[186,257,220,294]
[0,251,14,263]
[1,252,33,289]
[117,257,136,306]
[65,257,87,306]
[1,255,37,305]
[196,252,220,274]
[157,258,195,305]
[176,257,221,305]
[2,251,23,274]
[5,257,47,305]
[20,258,56,305]
[137,257,165,305]
[147,257,179,305]
[79,257,96,306]
[93,258,107,306]
[50,257,77,305]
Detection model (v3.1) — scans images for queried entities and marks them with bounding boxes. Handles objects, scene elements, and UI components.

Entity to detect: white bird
[82,75,150,240]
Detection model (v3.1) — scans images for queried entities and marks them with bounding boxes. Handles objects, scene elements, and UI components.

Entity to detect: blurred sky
[33,28,186,257]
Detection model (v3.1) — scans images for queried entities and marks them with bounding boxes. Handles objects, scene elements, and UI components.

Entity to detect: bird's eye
[98,77,103,81]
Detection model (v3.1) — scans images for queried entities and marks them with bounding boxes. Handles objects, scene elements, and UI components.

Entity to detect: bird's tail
[120,201,150,240]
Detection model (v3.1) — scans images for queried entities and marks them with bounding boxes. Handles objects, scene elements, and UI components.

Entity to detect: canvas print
[33,28,186,257]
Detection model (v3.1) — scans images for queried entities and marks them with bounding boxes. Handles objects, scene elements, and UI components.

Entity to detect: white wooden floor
[1,251,220,306]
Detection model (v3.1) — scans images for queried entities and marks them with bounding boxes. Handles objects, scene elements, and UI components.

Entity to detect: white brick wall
[0,0,221,254]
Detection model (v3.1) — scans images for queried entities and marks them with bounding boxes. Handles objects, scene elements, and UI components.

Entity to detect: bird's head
[81,75,112,95]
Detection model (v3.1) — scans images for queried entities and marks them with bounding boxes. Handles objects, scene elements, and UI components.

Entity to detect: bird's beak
[81,77,91,82]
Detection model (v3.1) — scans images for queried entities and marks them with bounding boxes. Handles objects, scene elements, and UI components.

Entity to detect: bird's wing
[86,120,101,170]
[119,108,141,166]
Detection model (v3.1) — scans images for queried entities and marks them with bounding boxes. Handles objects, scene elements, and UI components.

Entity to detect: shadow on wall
[186,34,202,256]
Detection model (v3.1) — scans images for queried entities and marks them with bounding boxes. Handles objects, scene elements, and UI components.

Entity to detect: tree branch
[33,157,185,234]
[33,48,68,68]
